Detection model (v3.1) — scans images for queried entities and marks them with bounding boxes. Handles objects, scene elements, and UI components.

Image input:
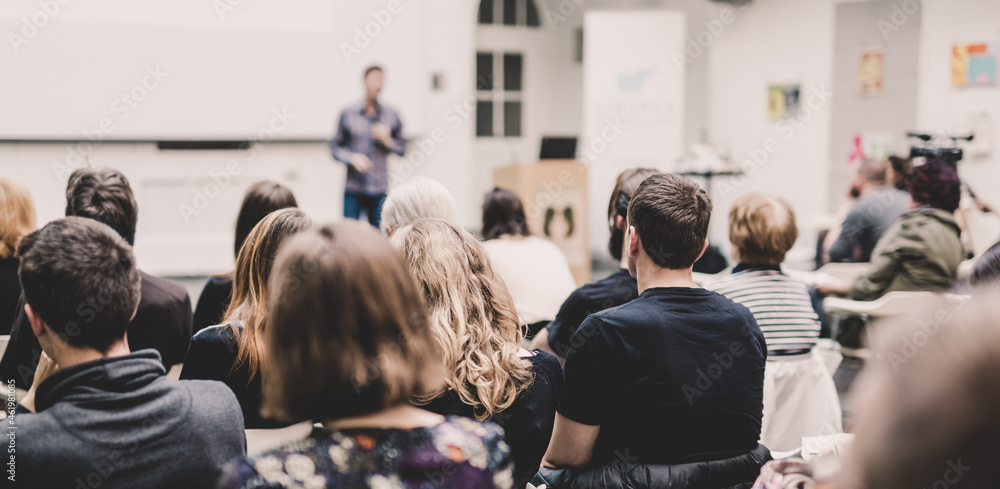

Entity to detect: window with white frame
[478,0,541,28]
[476,51,523,138]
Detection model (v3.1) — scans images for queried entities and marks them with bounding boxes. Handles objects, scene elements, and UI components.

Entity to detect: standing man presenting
[330,65,406,228]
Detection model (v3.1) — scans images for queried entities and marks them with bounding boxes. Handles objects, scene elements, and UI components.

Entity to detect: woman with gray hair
[379,176,457,235]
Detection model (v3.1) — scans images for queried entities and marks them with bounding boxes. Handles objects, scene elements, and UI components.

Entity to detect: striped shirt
[707,266,820,357]
[330,101,406,195]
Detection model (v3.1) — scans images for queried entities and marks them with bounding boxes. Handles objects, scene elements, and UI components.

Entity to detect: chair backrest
[0,335,10,359]
[823,291,939,317]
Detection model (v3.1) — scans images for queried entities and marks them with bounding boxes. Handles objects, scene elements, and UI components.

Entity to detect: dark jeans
[344,191,386,228]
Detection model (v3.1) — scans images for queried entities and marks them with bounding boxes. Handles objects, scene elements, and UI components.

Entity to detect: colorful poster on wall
[767,84,800,120]
[952,42,999,87]
[858,48,884,96]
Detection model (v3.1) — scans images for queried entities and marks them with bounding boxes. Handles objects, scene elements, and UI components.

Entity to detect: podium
[494,160,590,286]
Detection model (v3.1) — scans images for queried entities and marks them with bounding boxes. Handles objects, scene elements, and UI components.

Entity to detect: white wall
[706,0,837,260]
[917,0,1000,219]
[828,0,922,211]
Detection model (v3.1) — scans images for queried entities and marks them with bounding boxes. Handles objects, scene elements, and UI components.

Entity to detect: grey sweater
[6,349,245,489]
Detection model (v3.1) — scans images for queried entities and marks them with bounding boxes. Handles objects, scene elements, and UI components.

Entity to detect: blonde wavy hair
[389,218,532,420]
[0,178,36,260]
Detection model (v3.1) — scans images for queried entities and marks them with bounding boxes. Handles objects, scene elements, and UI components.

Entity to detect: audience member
[707,193,841,452]
[531,168,656,360]
[886,155,911,192]
[379,176,457,235]
[540,174,768,489]
[193,181,297,332]
[0,177,35,335]
[818,159,965,301]
[13,217,245,489]
[481,188,577,336]
[969,241,1000,289]
[330,65,407,228]
[825,158,909,263]
[181,208,312,428]
[0,168,194,388]
[221,221,513,489]
[390,218,563,489]
[837,292,1000,489]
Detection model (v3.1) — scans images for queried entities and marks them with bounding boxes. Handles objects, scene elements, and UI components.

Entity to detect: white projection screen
[0,0,425,141]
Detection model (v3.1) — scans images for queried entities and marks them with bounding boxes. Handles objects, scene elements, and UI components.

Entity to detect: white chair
[166,363,183,380]
[245,422,315,456]
[823,290,939,317]
[785,262,870,289]
[957,258,976,282]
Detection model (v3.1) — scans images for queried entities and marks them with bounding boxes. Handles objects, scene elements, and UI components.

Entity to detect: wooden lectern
[494,160,590,286]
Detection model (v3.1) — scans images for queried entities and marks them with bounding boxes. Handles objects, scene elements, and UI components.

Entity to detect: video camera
[906,131,974,165]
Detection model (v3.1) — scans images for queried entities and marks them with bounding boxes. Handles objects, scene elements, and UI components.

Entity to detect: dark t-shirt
[180,324,290,429]
[193,275,233,332]
[546,268,638,358]
[422,350,563,489]
[559,287,766,465]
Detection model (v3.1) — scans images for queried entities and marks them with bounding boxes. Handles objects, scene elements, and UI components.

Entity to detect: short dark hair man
[12,217,244,488]
[330,65,406,228]
[824,158,909,263]
[541,174,768,487]
[0,168,194,388]
[530,168,657,361]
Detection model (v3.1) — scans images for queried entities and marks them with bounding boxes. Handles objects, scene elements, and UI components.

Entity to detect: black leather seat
[531,443,771,489]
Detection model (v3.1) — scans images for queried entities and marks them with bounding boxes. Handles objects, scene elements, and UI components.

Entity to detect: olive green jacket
[850,208,964,301]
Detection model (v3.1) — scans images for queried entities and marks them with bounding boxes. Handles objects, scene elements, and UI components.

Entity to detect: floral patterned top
[220,416,514,489]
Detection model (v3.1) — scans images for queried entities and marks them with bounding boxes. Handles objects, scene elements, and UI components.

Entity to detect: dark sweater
[8,349,245,489]
[180,324,289,429]
[0,272,193,388]
[421,350,564,489]
[193,275,233,333]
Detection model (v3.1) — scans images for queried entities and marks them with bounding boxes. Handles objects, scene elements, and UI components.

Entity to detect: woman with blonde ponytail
[390,218,563,489]
[181,208,312,428]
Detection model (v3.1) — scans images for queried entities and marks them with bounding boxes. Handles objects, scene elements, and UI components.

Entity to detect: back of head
[17,217,141,352]
[380,177,457,234]
[728,193,797,266]
[627,173,713,269]
[225,208,313,380]
[0,177,36,259]
[969,241,1000,289]
[389,218,530,420]
[482,187,530,240]
[234,181,298,258]
[262,220,439,422]
[844,292,1000,489]
[906,158,961,212]
[608,168,660,261]
[857,158,888,185]
[65,168,138,245]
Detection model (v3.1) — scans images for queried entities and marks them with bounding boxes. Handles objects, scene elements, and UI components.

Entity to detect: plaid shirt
[330,101,406,195]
